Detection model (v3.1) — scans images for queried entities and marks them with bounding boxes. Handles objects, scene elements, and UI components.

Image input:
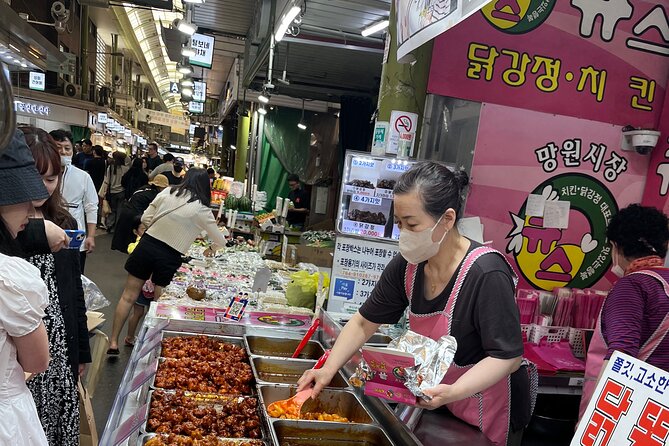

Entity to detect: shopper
[86,145,108,192]
[163,156,185,185]
[19,126,90,446]
[207,167,216,181]
[579,204,669,418]
[286,174,310,230]
[146,142,162,172]
[111,174,169,253]
[0,129,51,445]
[100,150,129,233]
[122,157,149,199]
[123,215,153,347]
[50,130,97,272]
[72,139,93,170]
[298,162,531,446]
[108,168,229,354]
[148,153,175,180]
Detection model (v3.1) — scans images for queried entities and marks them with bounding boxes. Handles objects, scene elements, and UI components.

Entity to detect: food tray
[244,335,325,360]
[150,357,255,396]
[251,357,349,388]
[258,385,375,425]
[156,332,247,361]
[270,420,393,446]
[141,390,267,441]
[138,433,266,446]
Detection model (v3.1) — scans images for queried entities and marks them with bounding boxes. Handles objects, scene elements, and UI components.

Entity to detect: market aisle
[83,231,135,431]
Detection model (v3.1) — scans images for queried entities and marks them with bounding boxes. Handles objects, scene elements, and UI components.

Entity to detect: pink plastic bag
[531,340,585,372]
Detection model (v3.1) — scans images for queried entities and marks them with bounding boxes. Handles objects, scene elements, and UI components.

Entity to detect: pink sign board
[641,87,669,212]
[154,303,313,329]
[465,103,650,292]
[428,0,668,128]
[361,347,417,405]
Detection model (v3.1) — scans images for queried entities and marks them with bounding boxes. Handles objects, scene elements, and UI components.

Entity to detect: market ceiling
[117,0,388,115]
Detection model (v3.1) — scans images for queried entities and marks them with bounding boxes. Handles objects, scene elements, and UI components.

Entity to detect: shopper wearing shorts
[108,168,229,354]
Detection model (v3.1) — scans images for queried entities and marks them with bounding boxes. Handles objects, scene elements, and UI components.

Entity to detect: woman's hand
[44,220,69,252]
[416,384,461,410]
[296,366,337,399]
[78,363,87,377]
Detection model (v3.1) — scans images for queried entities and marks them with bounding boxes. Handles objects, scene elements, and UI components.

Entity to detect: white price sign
[193,80,206,102]
[386,161,412,173]
[328,237,400,313]
[343,185,376,196]
[29,72,45,91]
[375,188,394,199]
[342,220,385,238]
[351,158,378,169]
[352,194,383,206]
[190,33,215,69]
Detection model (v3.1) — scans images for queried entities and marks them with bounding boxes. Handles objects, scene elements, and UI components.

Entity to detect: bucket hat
[149,174,169,188]
[0,129,49,206]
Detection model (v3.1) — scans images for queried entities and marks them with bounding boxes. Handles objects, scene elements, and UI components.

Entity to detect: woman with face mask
[298,162,531,446]
[579,204,669,419]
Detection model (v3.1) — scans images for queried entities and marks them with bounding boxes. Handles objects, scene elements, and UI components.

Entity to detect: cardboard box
[295,245,334,268]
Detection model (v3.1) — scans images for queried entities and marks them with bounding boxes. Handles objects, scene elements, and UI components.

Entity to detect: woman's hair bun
[454,170,470,189]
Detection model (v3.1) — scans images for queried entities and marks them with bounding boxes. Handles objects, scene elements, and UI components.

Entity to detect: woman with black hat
[0,129,51,445]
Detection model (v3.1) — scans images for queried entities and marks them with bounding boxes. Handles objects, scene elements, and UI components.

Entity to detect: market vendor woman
[298,161,532,446]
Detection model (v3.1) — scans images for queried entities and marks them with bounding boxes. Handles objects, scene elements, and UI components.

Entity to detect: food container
[138,433,267,445]
[150,357,255,396]
[158,332,247,359]
[251,357,349,388]
[258,385,375,425]
[270,420,393,446]
[141,390,267,441]
[245,335,325,360]
[365,334,392,346]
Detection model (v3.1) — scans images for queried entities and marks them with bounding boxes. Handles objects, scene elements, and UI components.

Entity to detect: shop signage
[153,303,313,328]
[395,0,491,63]
[97,112,108,124]
[328,236,400,314]
[169,82,179,94]
[139,108,189,132]
[188,101,204,114]
[572,351,669,446]
[28,72,45,91]
[14,100,49,116]
[190,33,215,69]
[466,103,649,292]
[428,0,669,128]
[87,112,98,131]
[641,89,669,217]
[387,110,417,155]
[371,121,389,155]
[193,80,206,102]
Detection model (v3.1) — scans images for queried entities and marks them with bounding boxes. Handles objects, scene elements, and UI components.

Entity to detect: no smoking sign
[395,115,413,133]
[388,110,418,155]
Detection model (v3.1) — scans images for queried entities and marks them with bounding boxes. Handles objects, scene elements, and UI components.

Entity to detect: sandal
[124,337,136,347]
[106,347,120,356]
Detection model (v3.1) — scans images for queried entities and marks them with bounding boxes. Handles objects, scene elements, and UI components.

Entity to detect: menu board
[337,152,417,242]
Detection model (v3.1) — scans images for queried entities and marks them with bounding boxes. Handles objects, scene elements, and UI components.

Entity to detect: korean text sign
[466,103,649,292]
[572,351,669,446]
[428,0,668,128]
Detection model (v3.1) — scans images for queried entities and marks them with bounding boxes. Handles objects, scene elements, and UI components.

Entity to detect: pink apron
[404,246,517,446]
[579,269,669,419]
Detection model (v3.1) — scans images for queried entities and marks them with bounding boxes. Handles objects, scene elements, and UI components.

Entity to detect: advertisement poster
[428,0,669,128]
[465,103,650,292]
[572,351,669,446]
[395,0,493,62]
[328,237,400,313]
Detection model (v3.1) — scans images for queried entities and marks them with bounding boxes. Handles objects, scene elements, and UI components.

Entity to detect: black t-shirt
[73,152,94,170]
[287,187,310,225]
[163,171,183,185]
[360,241,523,365]
[146,155,162,172]
[85,158,107,191]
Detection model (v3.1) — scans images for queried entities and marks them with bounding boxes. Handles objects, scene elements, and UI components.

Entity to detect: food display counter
[99,309,492,446]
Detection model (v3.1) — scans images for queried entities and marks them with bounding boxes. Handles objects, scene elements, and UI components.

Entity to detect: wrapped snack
[186,279,207,301]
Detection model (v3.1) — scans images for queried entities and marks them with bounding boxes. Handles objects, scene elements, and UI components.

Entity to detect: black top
[73,152,94,171]
[287,187,310,225]
[122,169,149,199]
[110,185,160,252]
[359,241,523,365]
[85,157,107,191]
[146,155,162,172]
[17,219,92,376]
[163,171,183,185]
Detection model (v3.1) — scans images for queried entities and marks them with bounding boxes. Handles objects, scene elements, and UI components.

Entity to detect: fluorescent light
[258,93,269,104]
[177,63,192,74]
[182,87,193,97]
[9,44,20,53]
[297,122,307,130]
[258,107,267,115]
[181,47,195,57]
[274,5,301,42]
[181,78,194,87]
[176,19,197,36]
[361,19,389,37]
[183,0,204,3]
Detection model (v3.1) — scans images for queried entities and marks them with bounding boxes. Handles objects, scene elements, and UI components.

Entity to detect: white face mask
[61,155,72,167]
[399,215,448,265]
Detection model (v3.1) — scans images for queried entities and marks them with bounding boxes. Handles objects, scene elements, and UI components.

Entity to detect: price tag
[223,296,249,321]
[342,220,385,238]
[251,267,271,292]
[137,333,163,359]
[569,377,585,387]
[385,161,411,173]
[343,185,376,197]
[351,158,378,169]
[121,357,159,397]
[374,188,394,199]
[352,194,383,206]
[110,402,149,446]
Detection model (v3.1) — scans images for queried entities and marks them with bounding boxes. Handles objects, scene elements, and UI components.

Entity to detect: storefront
[14,96,90,132]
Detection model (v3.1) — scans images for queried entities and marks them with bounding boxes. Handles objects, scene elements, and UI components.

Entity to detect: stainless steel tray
[258,385,375,425]
[157,332,247,361]
[138,433,267,445]
[251,357,349,388]
[244,335,325,360]
[365,334,392,346]
[270,420,394,446]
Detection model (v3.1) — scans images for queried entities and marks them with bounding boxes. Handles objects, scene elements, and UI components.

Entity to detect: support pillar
[80,5,90,101]
[234,115,250,182]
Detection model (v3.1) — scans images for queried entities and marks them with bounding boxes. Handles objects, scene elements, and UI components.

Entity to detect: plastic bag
[81,275,110,310]
[285,270,330,311]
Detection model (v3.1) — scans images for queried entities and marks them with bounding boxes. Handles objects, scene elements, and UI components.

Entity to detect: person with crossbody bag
[107,169,230,354]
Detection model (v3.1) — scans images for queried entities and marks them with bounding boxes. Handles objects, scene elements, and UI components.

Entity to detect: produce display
[160,336,248,364]
[154,358,253,395]
[145,434,263,446]
[347,209,387,225]
[266,401,350,423]
[224,195,253,212]
[146,390,262,439]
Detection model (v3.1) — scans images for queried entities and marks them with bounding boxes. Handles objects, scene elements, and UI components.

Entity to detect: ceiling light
[182,0,204,3]
[181,78,194,87]
[217,125,223,131]
[275,5,301,42]
[20,63,27,68]
[258,92,269,104]
[174,19,197,36]
[361,19,389,37]
[181,46,195,58]
[258,107,267,115]
[182,87,193,97]
[230,145,237,150]
[177,63,193,75]
[297,98,306,130]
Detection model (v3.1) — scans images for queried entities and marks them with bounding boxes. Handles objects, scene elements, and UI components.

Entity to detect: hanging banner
[395,0,493,63]
[428,0,669,128]
[572,351,669,446]
[139,108,189,132]
[465,103,650,292]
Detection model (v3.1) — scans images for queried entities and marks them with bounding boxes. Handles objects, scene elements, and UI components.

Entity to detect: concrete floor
[84,231,138,434]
